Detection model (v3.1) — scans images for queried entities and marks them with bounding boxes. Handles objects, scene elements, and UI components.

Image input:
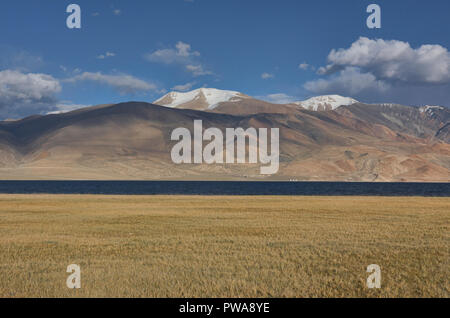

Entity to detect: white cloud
[258,93,296,104]
[65,72,159,94]
[299,63,310,71]
[48,102,89,114]
[321,37,450,84]
[261,72,274,79]
[113,9,121,16]
[186,64,212,76]
[145,41,200,65]
[304,67,390,96]
[175,42,198,58]
[306,67,450,106]
[0,70,61,118]
[97,52,116,59]
[145,42,211,77]
[304,37,450,106]
[316,64,344,75]
[171,82,196,91]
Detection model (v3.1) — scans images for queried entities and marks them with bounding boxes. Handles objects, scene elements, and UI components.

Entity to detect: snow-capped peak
[419,105,445,114]
[154,88,248,110]
[293,95,359,111]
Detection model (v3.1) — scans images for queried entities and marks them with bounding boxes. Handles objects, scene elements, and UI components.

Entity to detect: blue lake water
[0,181,448,196]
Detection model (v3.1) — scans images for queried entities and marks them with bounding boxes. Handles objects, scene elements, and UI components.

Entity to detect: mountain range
[0,88,449,181]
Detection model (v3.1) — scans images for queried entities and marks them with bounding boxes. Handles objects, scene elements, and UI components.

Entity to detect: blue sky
[0,0,450,118]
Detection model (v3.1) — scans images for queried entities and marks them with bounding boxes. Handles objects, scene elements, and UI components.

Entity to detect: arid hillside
[0,101,449,181]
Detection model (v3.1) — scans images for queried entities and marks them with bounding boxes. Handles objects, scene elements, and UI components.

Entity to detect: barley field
[0,194,448,298]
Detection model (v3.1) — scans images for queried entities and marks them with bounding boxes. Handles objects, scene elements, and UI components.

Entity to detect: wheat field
[0,194,448,298]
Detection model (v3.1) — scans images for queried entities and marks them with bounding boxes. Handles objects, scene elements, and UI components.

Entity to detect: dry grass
[0,194,448,298]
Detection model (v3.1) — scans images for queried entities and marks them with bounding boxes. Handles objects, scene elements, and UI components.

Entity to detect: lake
[0,181,448,196]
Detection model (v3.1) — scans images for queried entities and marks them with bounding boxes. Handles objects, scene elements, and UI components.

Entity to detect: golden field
[0,194,448,298]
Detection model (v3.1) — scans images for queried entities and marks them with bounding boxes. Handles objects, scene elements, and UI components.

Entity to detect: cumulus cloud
[171,82,196,91]
[0,70,61,118]
[258,93,296,104]
[145,42,212,77]
[304,67,390,96]
[305,37,450,106]
[322,37,450,84]
[65,72,159,94]
[261,72,274,79]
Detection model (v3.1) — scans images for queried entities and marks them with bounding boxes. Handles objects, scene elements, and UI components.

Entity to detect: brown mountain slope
[213,99,298,115]
[436,123,450,141]
[0,102,448,181]
[336,103,450,142]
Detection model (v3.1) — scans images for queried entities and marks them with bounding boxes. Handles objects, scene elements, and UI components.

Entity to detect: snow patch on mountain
[293,95,358,111]
[154,88,248,110]
[419,105,445,114]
